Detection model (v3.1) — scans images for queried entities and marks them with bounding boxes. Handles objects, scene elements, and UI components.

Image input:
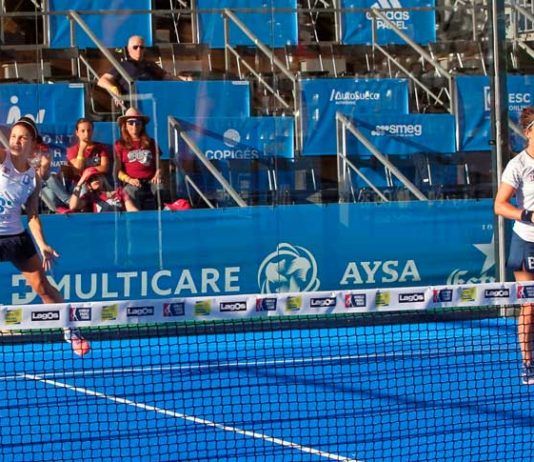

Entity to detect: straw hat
[117,107,150,125]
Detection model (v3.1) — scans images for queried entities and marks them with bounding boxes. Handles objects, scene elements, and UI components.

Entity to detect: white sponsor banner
[0,282,527,330]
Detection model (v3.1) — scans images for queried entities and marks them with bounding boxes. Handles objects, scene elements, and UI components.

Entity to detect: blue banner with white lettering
[177,117,294,160]
[197,0,298,48]
[48,0,152,48]
[136,80,251,158]
[300,78,409,155]
[456,74,534,152]
[340,0,436,45]
[349,114,456,155]
[0,83,84,125]
[0,201,495,305]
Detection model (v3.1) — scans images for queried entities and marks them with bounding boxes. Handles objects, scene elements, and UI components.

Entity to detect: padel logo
[69,306,92,322]
[376,291,390,307]
[256,298,277,311]
[101,304,119,321]
[163,302,185,317]
[258,243,320,294]
[398,292,425,303]
[344,293,367,308]
[31,311,60,322]
[517,285,534,299]
[127,306,154,317]
[366,0,410,29]
[484,288,510,299]
[433,289,453,303]
[195,300,212,316]
[460,287,477,302]
[286,296,302,311]
[310,297,337,308]
[220,301,247,312]
[5,308,22,325]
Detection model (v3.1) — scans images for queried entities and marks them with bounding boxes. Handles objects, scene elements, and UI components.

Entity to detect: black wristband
[521,209,533,223]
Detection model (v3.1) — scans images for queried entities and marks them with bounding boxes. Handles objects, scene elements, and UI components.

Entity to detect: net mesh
[0,297,530,462]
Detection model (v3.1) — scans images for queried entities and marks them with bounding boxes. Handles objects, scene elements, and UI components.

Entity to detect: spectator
[69,167,138,213]
[114,107,163,210]
[30,142,70,213]
[65,118,110,181]
[97,35,169,103]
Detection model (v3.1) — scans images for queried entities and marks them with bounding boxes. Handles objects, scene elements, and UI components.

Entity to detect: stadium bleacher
[0,0,530,207]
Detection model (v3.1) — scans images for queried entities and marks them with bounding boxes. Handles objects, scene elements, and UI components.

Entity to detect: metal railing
[168,116,247,208]
[67,10,135,108]
[369,8,455,115]
[336,112,428,202]
[221,8,301,150]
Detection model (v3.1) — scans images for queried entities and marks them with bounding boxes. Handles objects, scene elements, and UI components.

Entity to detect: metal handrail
[374,43,449,111]
[221,8,300,149]
[68,10,136,107]
[370,8,454,115]
[336,112,428,201]
[168,116,247,208]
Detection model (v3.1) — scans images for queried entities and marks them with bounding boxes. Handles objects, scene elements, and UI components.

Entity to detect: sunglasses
[132,45,145,50]
[88,176,101,182]
[126,119,143,126]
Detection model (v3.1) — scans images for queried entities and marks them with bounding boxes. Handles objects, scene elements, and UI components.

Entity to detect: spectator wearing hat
[0,117,90,355]
[66,118,111,182]
[69,167,138,213]
[114,107,164,210]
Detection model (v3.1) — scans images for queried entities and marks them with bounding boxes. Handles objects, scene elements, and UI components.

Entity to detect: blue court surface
[0,317,533,461]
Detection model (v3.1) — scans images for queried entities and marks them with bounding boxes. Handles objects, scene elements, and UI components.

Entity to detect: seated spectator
[97,35,170,104]
[69,167,138,213]
[65,118,110,182]
[114,107,164,210]
[30,141,70,213]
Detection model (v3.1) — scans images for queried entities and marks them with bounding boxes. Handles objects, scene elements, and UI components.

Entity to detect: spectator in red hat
[69,167,138,213]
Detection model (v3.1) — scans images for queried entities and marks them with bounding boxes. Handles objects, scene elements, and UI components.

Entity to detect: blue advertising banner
[300,78,409,155]
[456,74,534,152]
[136,80,251,157]
[350,114,456,155]
[0,201,495,305]
[340,0,436,45]
[177,117,294,160]
[0,83,84,125]
[48,0,152,48]
[197,0,298,48]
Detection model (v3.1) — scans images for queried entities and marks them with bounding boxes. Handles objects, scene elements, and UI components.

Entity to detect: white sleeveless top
[0,151,37,235]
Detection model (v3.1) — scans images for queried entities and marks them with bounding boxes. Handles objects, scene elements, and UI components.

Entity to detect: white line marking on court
[22,373,362,462]
[0,347,508,381]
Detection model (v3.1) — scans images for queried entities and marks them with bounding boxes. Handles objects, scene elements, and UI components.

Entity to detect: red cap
[83,167,102,179]
[164,199,191,211]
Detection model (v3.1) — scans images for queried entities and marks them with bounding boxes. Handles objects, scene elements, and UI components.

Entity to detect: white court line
[0,347,508,381]
[22,373,362,462]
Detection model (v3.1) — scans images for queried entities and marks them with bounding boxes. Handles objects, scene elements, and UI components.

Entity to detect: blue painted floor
[0,317,533,461]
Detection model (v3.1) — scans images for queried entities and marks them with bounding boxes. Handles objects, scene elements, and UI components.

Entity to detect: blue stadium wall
[0,200,495,305]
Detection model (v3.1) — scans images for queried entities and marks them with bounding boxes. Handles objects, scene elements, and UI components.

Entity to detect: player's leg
[16,254,91,356]
[508,231,534,383]
[515,271,534,348]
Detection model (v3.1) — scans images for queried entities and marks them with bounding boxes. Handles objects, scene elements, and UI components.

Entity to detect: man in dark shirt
[97,35,169,102]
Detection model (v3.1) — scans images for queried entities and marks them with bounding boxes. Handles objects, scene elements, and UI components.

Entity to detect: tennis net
[0,282,532,462]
